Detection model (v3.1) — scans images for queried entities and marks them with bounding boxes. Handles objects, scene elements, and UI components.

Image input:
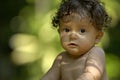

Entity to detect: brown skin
[41,13,108,80]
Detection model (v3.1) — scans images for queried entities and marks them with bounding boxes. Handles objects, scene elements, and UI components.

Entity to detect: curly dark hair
[52,0,111,30]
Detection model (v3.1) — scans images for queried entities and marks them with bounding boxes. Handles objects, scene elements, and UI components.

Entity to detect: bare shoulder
[88,46,105,58]
[83,47,107,80]
[55,51,67,62]
[87,46,106,70]
[41,52,67,80]
[86,46,106,70]
[91,46,104,53]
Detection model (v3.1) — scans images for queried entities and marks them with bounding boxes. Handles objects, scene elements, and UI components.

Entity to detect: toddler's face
[59,13,102,58]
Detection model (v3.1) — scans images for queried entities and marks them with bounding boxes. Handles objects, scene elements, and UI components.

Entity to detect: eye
[80,28,86,33]
[63,28,70,32]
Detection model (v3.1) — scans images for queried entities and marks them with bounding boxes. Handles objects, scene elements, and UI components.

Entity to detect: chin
[68,51,83,56]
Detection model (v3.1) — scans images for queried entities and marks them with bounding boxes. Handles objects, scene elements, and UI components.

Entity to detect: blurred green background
[0,0,120,80]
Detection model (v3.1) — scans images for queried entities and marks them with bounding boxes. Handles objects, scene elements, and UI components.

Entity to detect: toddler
[41,0,111,80]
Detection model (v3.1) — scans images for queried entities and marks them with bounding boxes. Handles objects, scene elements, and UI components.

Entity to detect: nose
[69,32,78,40]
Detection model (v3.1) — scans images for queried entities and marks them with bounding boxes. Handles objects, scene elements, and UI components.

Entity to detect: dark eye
[80,29,86,33]
[63,28,70,32]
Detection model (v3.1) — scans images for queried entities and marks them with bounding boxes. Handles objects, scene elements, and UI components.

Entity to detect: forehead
[60,13,92,26]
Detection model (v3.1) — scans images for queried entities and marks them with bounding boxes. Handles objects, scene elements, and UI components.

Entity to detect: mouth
[68,43,78,47]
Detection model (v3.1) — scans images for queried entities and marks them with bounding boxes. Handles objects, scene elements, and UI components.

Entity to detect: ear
[95,31,104,44]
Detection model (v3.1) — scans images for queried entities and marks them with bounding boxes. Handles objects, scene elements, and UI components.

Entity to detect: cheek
[60,34,69,42]
[79,35,95,45]
[85,37,96,46]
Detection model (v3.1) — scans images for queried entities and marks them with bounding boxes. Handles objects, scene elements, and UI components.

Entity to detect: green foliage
[0,0,120,80]
[106,54,120,79]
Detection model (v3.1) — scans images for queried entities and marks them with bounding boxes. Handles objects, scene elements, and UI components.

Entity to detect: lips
[68,43,78,48]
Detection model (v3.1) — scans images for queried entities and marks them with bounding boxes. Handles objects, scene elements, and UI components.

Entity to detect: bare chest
[60,56,87,80]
